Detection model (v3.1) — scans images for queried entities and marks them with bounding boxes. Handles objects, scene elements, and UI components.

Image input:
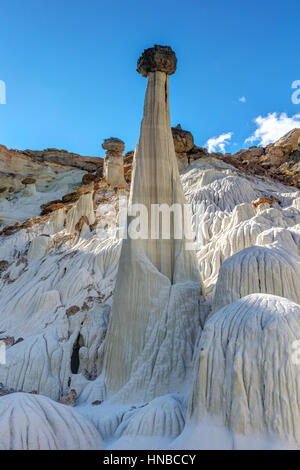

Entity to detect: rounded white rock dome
[189,294,300,444]
[213,245,300,313]
[0,392,103,450]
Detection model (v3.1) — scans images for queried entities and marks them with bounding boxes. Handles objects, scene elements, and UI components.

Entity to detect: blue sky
[0,0,300,157]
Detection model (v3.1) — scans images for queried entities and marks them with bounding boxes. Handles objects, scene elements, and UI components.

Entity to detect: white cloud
[206,132,233,153]
[245,112,300,147]
[239,96,246,103]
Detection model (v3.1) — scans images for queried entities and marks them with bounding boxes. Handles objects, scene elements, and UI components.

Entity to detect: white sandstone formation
[74,392,187,451]
[102,138,126,187]
[109,394,186,449]
[114,394,186,439]
[0,236,121,400]
[0,392,102,450]
[0,147,299,447]
[180,157,300,298]
[212,244,300,313]
[65,190,95,234]
[188,293,300,445]
[0,184,122,400]
[0,169,85,227]
[27,234,52,262]
[0,144,99,228]
[0,140,299,448]
[0,50,300,448]
[102,45,201,402]
[22,177,37,196]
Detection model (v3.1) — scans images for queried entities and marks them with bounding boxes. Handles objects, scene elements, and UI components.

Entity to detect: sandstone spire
[102,45,201,402]
[102,137,126,187]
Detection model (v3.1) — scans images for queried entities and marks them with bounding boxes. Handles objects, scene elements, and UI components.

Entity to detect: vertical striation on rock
[102,45,201,402]
[0,393,103,450]
[188,294,300,444]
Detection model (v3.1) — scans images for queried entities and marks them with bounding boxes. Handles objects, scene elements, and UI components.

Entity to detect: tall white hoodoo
[102,45,201,402]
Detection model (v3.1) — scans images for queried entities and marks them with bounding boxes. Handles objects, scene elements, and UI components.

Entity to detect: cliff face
[227,128,300,188]
[0,145,103,173]
[0,145,103,228]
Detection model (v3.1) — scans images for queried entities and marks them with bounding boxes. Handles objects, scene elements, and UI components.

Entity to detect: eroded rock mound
[115,395,186,439]
[212,245,300,313]
[0,392,102,449]
[188,294,300,444]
